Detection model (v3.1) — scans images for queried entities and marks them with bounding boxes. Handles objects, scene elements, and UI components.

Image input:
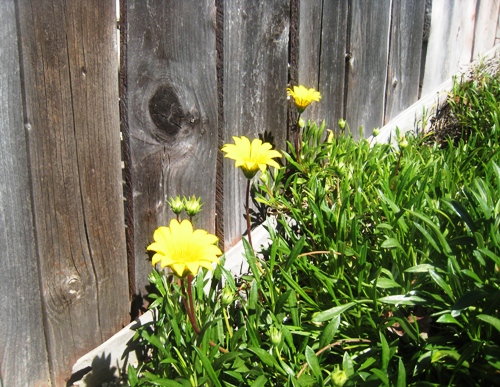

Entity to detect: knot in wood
[64,275,83,300]
[148,85,183,137]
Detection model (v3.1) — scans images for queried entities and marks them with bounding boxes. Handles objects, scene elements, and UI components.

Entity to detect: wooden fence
[0,0,499,385]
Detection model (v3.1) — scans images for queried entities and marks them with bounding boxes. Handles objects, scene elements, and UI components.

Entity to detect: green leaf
[343,352,355,377]
[193,347,222,387]
[305,346,322,382]
[279,268,318,308]
[370,368,390,386]
[250,375,268,387]
[378,295,426,305]
[380,332,390,370]
[381,237,403,250]
[405,264,439,273]
[477,314,500,332]
[429,270,454,301]
[374,277,401,289]
[243,238,261,283]
[127,364,139,387]
[312,302,357,323]
[396,358,406,387]
[319,315,340,349]
[247,347,287,376]
[436,313,464,327]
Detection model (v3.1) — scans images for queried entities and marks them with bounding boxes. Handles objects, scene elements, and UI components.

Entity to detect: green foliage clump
[129,71,500,386]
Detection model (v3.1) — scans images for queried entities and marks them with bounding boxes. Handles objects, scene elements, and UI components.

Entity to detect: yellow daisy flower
[287,85,321,113]
[147,219,222,277]
[222,136,282,179]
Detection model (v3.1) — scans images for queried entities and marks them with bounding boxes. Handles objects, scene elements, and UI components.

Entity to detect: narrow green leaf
[319,315,340,349]
[405,264,439,273]
[396,358,406,387]
[381,237,403,250]
[343,352,355,377]
[312,302,356,323]
[380,332,390,370]
[429,270,454,301]
[477,314,500,332]
[370,368,390,386]
[250,375,268,387]
[378,295,426,305]
[242,238,261,283]
[436,313,464,327]
[279,268,318,308]
[193,347,222,387]
[374,277,401,289]
[247,347,286,376]
[305,346,322,382]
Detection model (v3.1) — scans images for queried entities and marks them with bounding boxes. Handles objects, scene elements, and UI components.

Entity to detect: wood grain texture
[17,0,129,384]
[317,0,349,131]
[472,0,500,58]
[345,0,392,138]
[0,2,52,386]
[421,0,478,95]
[296,0,323,122]
[223,0,289,250]
[384,0,426,124]
[126,0,218,297]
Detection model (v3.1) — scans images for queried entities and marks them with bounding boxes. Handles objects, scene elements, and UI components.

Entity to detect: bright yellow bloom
[287,85,321,113]
[147,219,222,277]
[222,136,281,179]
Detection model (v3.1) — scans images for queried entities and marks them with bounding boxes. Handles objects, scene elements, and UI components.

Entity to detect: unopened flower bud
[168,196,184,215]
[221,287,234,307]
[373,128,380,136]
[260,171,270,185]
[269,326,282,347]
[298,117,305,128]
[331,369,348,386]
[184,195,203,217]
[326,129,334,143]
[399,135,408,149]
[338,118,346,130]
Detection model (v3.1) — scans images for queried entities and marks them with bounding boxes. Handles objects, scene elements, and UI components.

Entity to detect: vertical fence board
[0,2,52,386]
[223,0,289,251]
[18,0,128,384]
[296,0,322,122]
[472,0,500,58]
[126,0,218,299]
[345,1,392,138]
[421,0,477,95]
[317,0,349,130]
[384,0,426,124]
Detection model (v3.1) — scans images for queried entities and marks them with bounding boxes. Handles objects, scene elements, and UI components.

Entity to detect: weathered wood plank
[223,0,289,250]
[317,0,349,131]
[421,0,477,95]
[18,0,129,384]
[126,0,218,298]
[295,0,322,122]
[345,0,392,138]
[472,0,500,58]
[0,2,52,386]
[384,0,426,124]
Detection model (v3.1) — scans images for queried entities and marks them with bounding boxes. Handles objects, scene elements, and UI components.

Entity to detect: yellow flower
[287,85,321,113]
[222,136,281,179]
[147,219,222,277]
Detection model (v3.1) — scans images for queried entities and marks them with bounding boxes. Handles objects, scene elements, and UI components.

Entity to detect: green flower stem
[295,113,302,162]
[222,307,233,338]
[182,276,200,334]
[182,275,230,354]
[245,179,253,249]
